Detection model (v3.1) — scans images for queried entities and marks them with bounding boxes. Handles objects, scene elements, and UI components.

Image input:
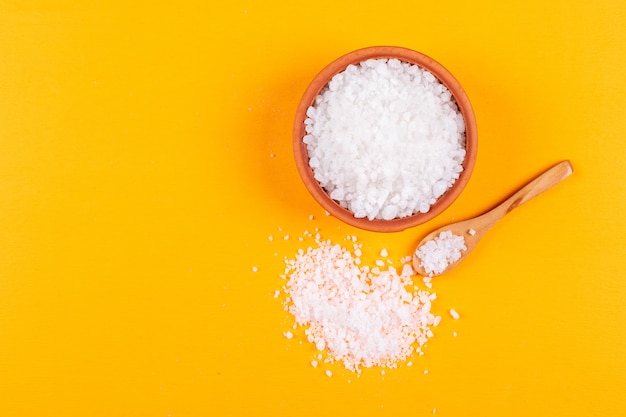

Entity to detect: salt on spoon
[412,160,573,276]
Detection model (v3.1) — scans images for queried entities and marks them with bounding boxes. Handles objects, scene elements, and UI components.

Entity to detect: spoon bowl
[412,160,573,276]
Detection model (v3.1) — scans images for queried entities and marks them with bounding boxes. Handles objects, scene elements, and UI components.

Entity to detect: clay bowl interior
[293,46,477,232]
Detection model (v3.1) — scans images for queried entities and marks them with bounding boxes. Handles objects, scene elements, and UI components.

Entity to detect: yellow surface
[1,1,625,416]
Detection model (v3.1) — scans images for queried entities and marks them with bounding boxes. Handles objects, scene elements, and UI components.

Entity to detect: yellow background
[1,1,625,416]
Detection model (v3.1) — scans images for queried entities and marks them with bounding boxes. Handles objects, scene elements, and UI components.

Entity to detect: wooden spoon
[412,160,573,276]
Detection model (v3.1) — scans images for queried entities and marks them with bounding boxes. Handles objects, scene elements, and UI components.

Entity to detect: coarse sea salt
[304,58,466,221]
[415,231,467,276]
[283,234,439,372]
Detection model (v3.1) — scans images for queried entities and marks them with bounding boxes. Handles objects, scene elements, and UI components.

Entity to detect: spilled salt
[283,234,438,372]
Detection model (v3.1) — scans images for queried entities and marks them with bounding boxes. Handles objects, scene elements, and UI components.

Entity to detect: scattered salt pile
[415,231,467,276]
[304,58,466,220]
[282,234,439,372]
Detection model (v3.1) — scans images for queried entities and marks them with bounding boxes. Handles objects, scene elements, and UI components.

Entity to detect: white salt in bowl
[293,46,477,232]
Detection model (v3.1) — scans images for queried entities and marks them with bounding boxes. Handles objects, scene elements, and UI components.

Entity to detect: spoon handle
[412,160,573,277]
[490,160,573,220]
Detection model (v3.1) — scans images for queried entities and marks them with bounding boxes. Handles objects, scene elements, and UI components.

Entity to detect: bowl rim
[293,46,477,232]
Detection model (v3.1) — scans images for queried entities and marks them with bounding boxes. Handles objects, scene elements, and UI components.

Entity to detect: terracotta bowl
[293,46,477,232]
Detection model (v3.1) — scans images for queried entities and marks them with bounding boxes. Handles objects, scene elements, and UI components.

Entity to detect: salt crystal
[284,234,290,240]
[315,339,326,351]
[449,309,461,320]
[468,228,476,236]
[268,235,273,241]
[251,266,258,272]
[381,205,399,220]
[283,331,293,339]
[380,248,388,257]
[311,360,318,368]
[325,370,333,377]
